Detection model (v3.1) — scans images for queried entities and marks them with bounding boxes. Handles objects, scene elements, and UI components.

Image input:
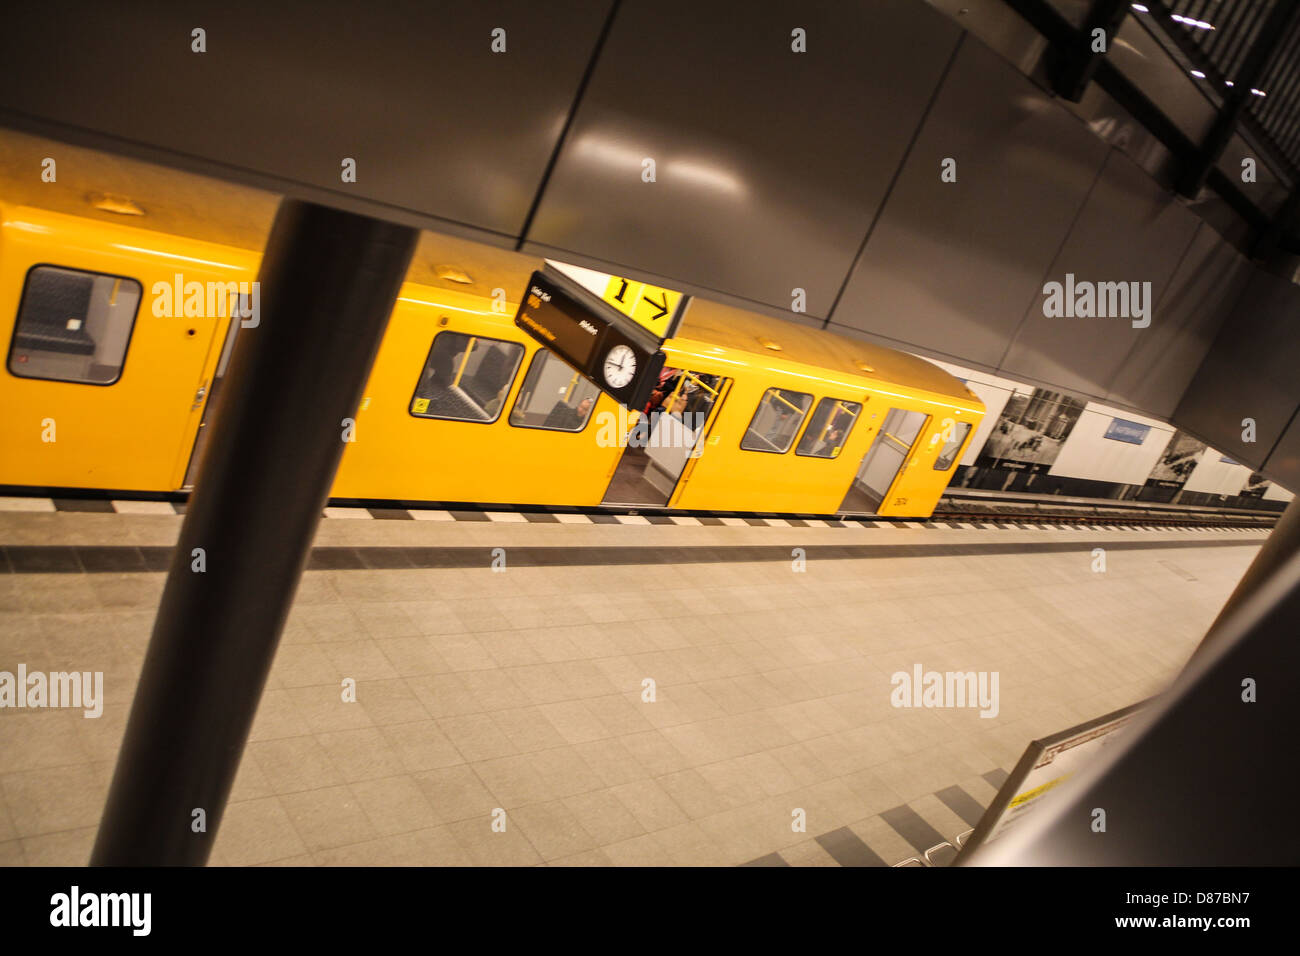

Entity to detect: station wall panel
[1182,449,1256,496]
[524,0,962,319]
[1105,223,1254,419]
[0,0,613,242]
[1047,404,1174,485]
[1000,149,1201,400]
[1174,268,1300,473]
[832,37,1108,368]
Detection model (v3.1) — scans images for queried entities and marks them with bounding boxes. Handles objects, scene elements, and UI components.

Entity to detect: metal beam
[90,200,417,866]
[1251,180,1300,260]
[1048,0,1132,102]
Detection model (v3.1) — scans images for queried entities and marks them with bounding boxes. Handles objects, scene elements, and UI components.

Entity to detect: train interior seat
[14,268,97,356]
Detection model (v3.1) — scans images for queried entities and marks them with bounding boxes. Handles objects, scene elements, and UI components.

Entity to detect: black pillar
[91,200,417,866]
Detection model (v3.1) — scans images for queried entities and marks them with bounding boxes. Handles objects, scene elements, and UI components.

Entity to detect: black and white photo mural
[958,387,1087,492]
[1137,430,1208,502]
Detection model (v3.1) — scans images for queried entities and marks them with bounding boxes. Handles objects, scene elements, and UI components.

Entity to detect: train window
[409,331,524,424]
[7,266,142,385]
[508,349,600,432]
[795,398,862,459]
[934,421,972,470]
[740,388,813,454]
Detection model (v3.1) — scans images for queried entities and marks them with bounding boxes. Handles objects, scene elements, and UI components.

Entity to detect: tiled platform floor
[0,510,1265,866]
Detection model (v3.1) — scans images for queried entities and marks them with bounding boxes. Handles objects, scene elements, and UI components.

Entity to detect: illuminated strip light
[396,297,500,316]
[1131,4,1149,13]
[113,244,245,271]
[1170,14,1215,30]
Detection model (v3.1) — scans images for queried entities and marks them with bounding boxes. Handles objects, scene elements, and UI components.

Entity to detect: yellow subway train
[0,201,984,517]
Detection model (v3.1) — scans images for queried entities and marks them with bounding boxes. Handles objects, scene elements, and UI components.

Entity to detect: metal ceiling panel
[0,0,613,241]
[1000,149,1201,398]
[1106,223,1255,419]
[832,37,1108,368]
[524,0,962,318]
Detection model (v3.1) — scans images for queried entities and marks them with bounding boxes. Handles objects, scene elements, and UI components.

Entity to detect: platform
[0,506,1265,866]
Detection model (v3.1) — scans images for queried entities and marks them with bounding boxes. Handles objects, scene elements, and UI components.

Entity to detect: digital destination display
[514,269,666,411]
[516,278,602,369]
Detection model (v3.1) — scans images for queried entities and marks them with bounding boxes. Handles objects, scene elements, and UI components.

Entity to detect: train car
[0,200,984,517]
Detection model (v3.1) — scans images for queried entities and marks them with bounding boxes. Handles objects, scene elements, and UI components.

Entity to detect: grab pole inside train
[90,200,418,866]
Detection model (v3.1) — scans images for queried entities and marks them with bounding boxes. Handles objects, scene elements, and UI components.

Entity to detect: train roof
[676,297,981,407]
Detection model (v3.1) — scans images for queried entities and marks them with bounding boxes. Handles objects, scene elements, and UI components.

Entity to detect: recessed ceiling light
[435,265,474,284]
[758,337,782,351]
[89,193,145,216]
[855,360,876,373]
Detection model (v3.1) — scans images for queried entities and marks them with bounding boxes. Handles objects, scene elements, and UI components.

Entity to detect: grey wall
[1107,223,1255,419]
[0,0,614,243]
[834,37,1110,368]
[0,0,1296,487]
[523,0,962,318]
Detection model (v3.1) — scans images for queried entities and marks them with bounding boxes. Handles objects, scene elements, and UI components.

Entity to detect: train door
[601,367,731,507]
[181,297,246,488]
[0,263,225,492]
[838,407,930,514]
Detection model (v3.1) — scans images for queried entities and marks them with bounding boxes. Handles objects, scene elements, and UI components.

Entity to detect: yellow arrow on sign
[602,275,683,339]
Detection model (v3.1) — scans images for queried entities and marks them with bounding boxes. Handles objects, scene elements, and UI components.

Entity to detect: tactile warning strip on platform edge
[739,768,1010,867]
[0,496,1272,532]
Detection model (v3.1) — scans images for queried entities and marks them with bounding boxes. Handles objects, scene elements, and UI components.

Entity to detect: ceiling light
[435,264,474,284]
[89,193,145,216]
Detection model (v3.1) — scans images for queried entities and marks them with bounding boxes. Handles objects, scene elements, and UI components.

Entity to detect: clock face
[603,344,637,389]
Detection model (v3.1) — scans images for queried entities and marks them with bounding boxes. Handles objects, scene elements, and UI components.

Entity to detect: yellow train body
[0,202,984,517]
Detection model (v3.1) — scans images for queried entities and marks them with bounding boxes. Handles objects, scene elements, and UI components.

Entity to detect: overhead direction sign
[602,275,689,340]
[514,267,666,411]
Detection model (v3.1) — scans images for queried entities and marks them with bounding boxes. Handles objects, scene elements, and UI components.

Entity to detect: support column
[91,200,417,866]
[1185,494,1300,669]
